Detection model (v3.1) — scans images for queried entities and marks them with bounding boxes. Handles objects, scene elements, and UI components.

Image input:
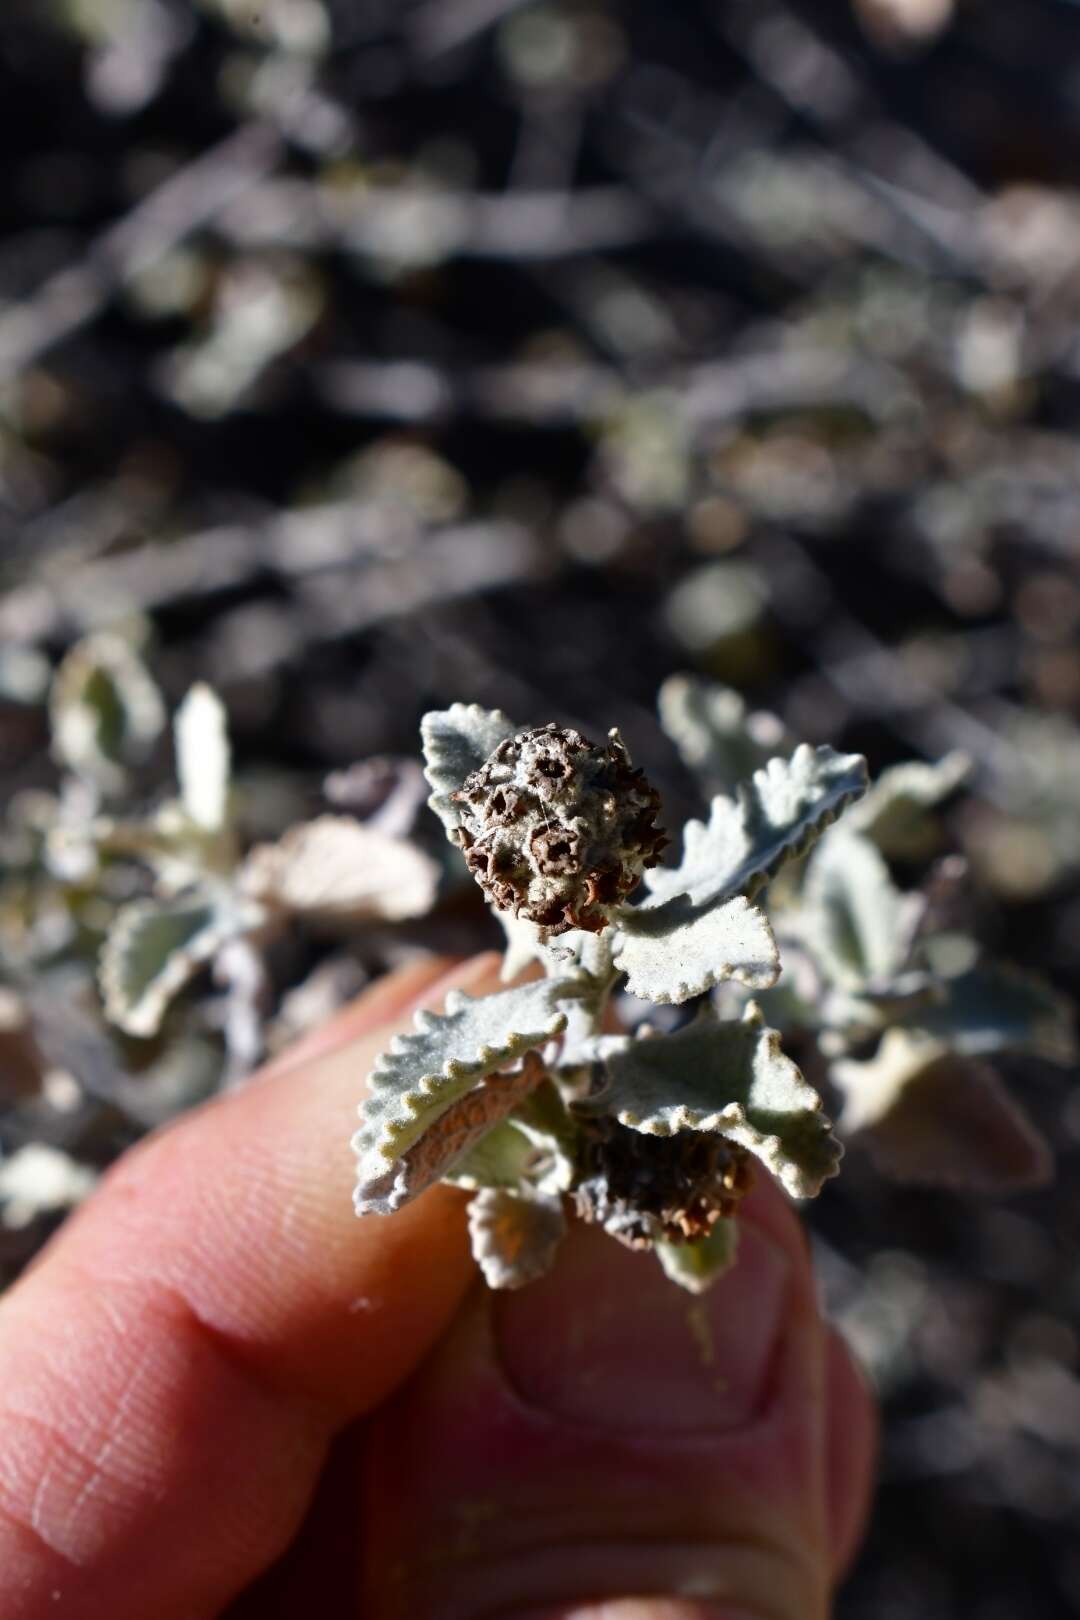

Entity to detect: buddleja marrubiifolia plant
[352,704,868,1293]
[353,688,1076,1293]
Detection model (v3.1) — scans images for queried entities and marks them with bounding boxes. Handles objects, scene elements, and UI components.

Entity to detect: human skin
[0,954,876,1619]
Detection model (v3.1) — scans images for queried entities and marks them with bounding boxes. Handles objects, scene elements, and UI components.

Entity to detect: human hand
[0,954,876,1620]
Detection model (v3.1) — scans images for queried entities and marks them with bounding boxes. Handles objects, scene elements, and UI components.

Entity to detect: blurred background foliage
[2,0,1080,1614]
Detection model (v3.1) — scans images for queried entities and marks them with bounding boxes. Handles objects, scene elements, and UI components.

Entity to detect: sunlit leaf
[580,1003,841,1199]
[847,751,970,858]
[656,1219,739,1293]
[100,888,264,1038]
[50,632,165,792]
[352,976,577,1214]
[241,815,440,922]
[644,744,868,909]
[420,702,518,839]
[801,830,908,988]
[614,893,778,1004]
[175,682,231,833]
[467,1186,567,1289]
[657,674,788,790]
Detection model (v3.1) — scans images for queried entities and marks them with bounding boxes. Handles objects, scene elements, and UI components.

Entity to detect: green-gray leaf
[359,1055,547,1214]
[352,976,576,1215]
[657,674,788,790]
[833,1029,1052,1193]
[644,744,868,909]
[175,683,231,833]
[656,1219,739,1293]
[50,633,166,792]
[902,961,1076,1065]
[448,1082,577,1196]
[467,1187,567,1288]
[420,702,518,839]
[613,894,779,1004]
[100,888,264,1038]
[847,752,970,859]
[801,831,907,989]
[579,1003,841,1199]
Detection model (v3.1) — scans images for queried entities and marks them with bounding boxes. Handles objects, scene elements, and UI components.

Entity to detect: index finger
[0,954,500,1620]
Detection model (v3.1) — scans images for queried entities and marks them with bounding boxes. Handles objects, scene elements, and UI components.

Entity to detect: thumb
[358,1173,873,1620]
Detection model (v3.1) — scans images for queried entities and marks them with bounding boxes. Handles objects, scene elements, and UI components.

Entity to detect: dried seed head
[572,1117,754,1250]
[451,723,667,936]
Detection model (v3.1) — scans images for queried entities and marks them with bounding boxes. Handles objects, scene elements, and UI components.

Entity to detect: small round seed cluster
[451,723,667,936]
[573,1118,754,1249]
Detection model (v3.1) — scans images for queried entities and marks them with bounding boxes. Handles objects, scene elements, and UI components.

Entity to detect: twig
[0,122,281,386]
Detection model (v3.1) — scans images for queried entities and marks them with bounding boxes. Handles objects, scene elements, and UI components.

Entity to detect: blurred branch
[316,346,910,425]
[0,504,542,640]
[0,123,281,386]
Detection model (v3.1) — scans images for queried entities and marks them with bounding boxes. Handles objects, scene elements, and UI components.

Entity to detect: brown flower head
[451,722,667,936]
[573,1116,754,1249]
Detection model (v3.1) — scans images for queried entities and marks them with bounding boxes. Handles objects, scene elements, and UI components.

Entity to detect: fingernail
[494,1220,789,1433]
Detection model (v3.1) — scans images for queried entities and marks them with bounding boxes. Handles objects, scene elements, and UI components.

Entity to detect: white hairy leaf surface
[846,751,970,858]
[903,960,1077,1065]
[580,1003,841,1199]
[358,1054,548,1215]
[656,1219,739,1293]
[446,1117,543,1191]
[447,1079,577,1196]
[644,743,868,909]
[833,1029,1051,1193]
[420,702,518,838]
[352,976,576,1215]
[498,909,546,980]
[657,674,788,789]
[241,815,440,922]
[100,888,265,1037]
[613,894,779,1004]
[801,830,906,989]
[50,632,166,792]
[467,1187,567,1289]
[175,682,231,833]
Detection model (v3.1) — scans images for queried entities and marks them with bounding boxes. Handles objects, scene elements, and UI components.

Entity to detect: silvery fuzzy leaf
[800,831,909,989]
[833,1029,1051,1193]
[467,1186,567,1289]
[240,815,440,923]
[498,910,546,981]
[656,1219,739,1293]
[50,632,166,792]
[512,1082,580,1184]
[817,974,940,1049]
[420,703,518,839]
[0,1145,99,1230]
[175,683,231,833]
[657,674,788,790]
[446,1079,577,1196]
[358,1054,548,1215]
[100,888,266,1038]
[902,961,1076,1066]
[847,751,970,858]
[446,1118,543,1191]
[580,1003,841,1199]
[644,744,869,910]
[352,977,577,1215]
[539,926,617,983]
[613,894,779,1005]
